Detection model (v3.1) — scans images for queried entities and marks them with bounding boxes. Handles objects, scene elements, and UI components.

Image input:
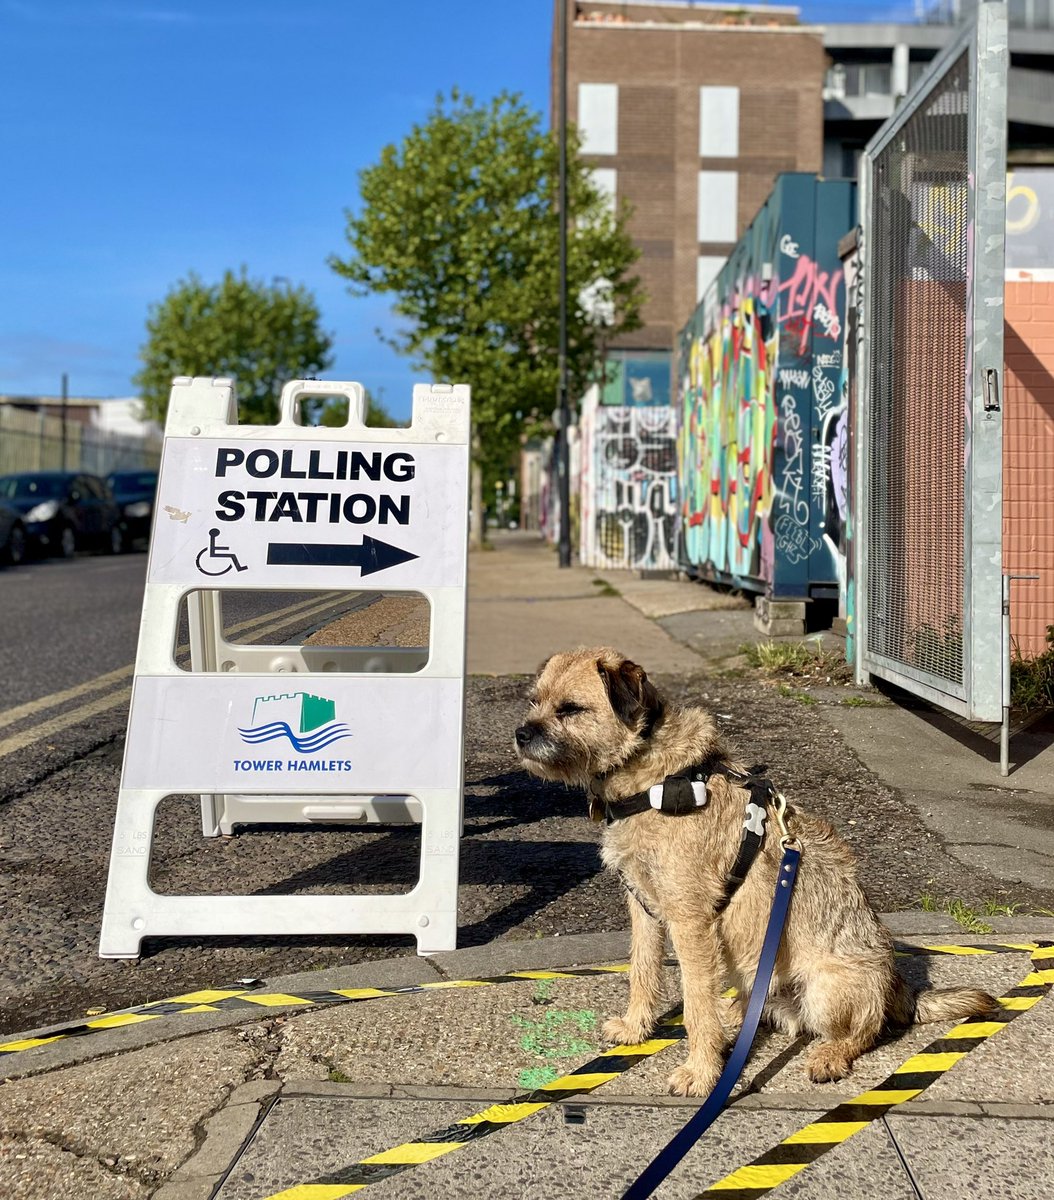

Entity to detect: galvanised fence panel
[858,2,1007,720]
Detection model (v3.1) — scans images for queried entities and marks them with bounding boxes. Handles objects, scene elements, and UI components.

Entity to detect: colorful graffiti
[678,175,855,597]
[777,254,843,355]
[680,295,777,582]
[580,400,678,570]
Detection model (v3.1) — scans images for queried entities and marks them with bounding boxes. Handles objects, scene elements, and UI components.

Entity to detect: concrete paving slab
[0,1029,257,1196]
[0,1136,149,1200]
[218,1097,915,1200]
[273,972,638,1088]
[424,928,631,981]
[592,570,752,620]
[468,596,706,675]
[466,533,706,675]
[751,952,1032,1099]
[920,994,1054,1105]
[887,1115,1054,1200]
[819,701,1054,892]
[0,953,440,1083]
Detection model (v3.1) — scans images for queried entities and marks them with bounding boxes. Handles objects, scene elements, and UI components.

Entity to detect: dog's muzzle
[514,722,560,763]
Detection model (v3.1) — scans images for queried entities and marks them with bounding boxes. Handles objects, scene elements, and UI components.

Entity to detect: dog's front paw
[602,1015,652,1047]
[805,1043,852,1083]
[667,1062,720,1098]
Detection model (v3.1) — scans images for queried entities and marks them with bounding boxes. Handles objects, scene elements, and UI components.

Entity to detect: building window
[699,86,739,158]
[698,171,738,243]
[697,256,726,302]
[578,83,618,155]
[826,61,894,98]
[591,167,617,214]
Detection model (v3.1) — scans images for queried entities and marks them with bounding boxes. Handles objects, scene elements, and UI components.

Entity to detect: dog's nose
[515,724,534,747]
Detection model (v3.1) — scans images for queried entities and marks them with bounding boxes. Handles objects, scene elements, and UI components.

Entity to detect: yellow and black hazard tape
[0,964,632,1057]
[261,1008,689,1200]
[0,942,1043,1059]
[691,941,1054,1200]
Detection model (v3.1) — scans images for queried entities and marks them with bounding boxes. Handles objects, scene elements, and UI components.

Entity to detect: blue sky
[2,0,905,421]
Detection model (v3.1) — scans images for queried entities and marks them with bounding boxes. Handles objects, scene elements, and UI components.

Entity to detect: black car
[106,469,158,546]
[0,470,125,558]
[0,497,26,566]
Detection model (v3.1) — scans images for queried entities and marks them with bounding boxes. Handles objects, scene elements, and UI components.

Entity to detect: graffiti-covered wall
[579,384,678,570]
[678,174,856,598]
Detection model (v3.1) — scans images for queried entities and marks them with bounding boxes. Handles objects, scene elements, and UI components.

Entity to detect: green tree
[136,269,334,425]
[329,90,644,545]
[311,389,401,428]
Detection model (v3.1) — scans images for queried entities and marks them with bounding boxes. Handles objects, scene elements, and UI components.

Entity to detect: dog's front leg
[602,891,664,1046]
[666,916,725,1097]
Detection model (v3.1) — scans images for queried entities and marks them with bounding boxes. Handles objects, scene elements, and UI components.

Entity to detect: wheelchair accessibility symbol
[195,528,248,576]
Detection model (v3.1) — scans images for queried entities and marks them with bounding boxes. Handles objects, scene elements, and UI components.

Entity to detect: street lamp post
[557,0,571,568]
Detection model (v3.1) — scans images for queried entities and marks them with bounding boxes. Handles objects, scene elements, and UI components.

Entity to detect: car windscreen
[0,476,67,501]
[109,473,157,491]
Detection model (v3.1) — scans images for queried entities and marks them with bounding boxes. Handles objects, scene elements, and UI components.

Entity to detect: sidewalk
[2,532,1053,1200]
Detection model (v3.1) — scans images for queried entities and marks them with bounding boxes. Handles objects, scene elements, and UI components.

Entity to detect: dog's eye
[556,703,588,718]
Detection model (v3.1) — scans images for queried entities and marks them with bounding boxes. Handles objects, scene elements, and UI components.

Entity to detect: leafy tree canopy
[309,389,401,428]
[136,269,334,425]
[329,90,644,482]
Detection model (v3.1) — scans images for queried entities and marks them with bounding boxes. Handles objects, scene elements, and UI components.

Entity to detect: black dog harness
[600,762,784,914]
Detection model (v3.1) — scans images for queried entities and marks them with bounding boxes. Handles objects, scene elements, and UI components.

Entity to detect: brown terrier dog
[515,647,999,1098]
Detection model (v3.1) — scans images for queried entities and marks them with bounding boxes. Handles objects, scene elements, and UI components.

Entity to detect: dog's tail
[913,986,1001,1023]
[890,975,1001,1025]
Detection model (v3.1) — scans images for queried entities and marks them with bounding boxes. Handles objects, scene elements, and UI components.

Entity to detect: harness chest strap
[599,763,784,914]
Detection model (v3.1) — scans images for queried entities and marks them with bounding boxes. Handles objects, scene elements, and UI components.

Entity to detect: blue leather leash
[622,829,801,1200]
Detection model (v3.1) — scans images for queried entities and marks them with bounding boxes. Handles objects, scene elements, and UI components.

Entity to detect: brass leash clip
[772,790,800,851]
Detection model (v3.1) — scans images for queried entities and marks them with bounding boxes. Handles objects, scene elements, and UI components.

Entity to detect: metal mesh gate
[858,4,1007,721]
[867,54,969,692]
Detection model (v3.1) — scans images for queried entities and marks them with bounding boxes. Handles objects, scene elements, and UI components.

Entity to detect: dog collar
[600,764,714,822]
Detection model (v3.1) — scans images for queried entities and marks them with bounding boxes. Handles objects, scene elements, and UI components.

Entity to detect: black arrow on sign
[266,536,419,576]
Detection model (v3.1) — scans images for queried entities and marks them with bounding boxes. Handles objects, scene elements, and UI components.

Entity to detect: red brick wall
[1004,278,1054,656]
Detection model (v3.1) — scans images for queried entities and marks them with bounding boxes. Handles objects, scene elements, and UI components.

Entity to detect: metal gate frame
[855,2,1008,722]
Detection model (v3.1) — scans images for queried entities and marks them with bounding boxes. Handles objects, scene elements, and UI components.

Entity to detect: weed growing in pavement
[777,683,818,705]
[592,578,621,597]
[919,893,1051,933]
[739,639,855,685]
[1010,626,1054,713]
[918,892,992,933]
[326,1066,353,1083]
[531,979,555,1006]
[841,695,884,707]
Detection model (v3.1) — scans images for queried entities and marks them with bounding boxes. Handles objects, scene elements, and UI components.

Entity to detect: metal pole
[60,372,68,470]
[557,0,571,568]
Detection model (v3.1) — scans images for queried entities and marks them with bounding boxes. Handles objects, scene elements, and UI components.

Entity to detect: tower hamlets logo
[238,691,351,753]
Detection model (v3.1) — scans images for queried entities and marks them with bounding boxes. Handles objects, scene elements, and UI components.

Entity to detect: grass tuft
[592,578,620,597]
[1010,625,1054,713]
[739,639,854,684]
[918,893,1053,933]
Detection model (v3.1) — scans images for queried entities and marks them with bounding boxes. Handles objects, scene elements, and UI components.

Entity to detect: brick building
[553,0,828,358]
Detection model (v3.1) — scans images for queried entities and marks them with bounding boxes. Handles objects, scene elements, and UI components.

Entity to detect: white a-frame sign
[99,377,470,957]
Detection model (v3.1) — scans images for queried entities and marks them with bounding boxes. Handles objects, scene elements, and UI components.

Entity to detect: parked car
[0,498,26,566]
[0,470,125,558]
[106,469,158,546]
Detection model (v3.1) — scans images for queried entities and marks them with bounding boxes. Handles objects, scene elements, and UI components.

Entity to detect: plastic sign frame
[99,377,470,957]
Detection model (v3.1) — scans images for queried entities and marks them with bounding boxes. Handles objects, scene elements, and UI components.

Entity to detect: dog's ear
[597,657,664,733]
